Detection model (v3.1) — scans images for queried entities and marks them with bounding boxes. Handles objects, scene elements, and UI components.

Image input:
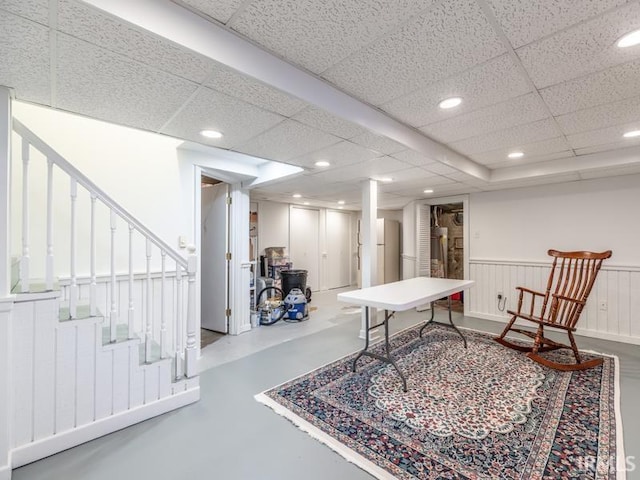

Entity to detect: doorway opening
[200,175,230,345]
[430,202,465,313]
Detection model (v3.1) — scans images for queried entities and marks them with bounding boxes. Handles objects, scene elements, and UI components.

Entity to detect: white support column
[360,179,379,341]
[0,86,14,480]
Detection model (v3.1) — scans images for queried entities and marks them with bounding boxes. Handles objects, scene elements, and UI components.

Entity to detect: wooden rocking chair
[495,249,612,371]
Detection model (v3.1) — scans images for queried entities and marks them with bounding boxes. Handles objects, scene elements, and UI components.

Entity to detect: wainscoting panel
[469,260,640,344]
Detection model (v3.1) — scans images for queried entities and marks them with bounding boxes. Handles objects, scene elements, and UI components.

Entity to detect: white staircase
[8,120,200,468]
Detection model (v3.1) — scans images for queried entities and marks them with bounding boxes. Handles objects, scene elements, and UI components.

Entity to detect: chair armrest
[512,286,547,317]
[551,293,585,305]
[516,286,545,297]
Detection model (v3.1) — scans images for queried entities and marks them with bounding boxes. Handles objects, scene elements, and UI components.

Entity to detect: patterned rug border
[255,323,626,479]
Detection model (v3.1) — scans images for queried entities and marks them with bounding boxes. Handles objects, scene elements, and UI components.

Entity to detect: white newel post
[184,247,198,377]
[360,179,379,341]
[0,86,14,480]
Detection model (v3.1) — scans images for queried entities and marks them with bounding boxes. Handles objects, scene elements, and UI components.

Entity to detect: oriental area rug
[255,324,625,479]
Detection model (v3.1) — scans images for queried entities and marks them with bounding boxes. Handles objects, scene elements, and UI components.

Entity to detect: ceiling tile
[450,118,563,155]
[387,166,439,183]
[160,87,285,149]
[556,95,640,135]
[176,0,244,24]
[0,0,49,24]
[484,0,629,49]
[377,193,415,209]
[292,106,368,139]
[380,174,455,194]
[308,156,414,184]
[233,120,341,161]
[540,59,640,116]
[484,150,574,169]
[382,54,531,127]
[420,93,549,143]
[0,12,50,104]
[348,131,407,155]
[229,0,438,74]
[567,123,640,150]
[56,34,198,131]
[289,140,380,169]
[322,0,506,105]
[421,163,459,175]
[391,149,439,167]
[574,139,640,156]
[203,63,306,117]
[470,136,571,164]
[517,2,640,88]
[57,0,213,83]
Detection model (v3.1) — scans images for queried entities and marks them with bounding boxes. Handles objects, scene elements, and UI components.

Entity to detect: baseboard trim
[0,464,10,480]
[469,311,640,346]
[11,386,200,468]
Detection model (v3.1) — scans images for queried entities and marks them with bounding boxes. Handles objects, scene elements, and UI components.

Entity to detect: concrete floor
[12,288,640,480]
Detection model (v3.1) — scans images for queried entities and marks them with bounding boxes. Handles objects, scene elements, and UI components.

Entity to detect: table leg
[419,295,467,348]
[352,307,408,392]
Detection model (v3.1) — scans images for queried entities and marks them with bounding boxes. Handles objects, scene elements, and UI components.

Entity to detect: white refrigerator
[357,218,400,287]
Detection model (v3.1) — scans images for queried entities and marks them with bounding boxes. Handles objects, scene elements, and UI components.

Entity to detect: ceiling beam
[79,0,491,182]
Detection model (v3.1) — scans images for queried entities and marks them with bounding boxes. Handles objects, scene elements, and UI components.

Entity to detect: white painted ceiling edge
[79,0,639,185]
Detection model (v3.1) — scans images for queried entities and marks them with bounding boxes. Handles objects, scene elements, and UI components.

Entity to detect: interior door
[201,182,229,333]
[327,210,351,289]
[289,206,319,292]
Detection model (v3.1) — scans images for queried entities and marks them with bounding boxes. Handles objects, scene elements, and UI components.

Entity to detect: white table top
[337,277,475,311]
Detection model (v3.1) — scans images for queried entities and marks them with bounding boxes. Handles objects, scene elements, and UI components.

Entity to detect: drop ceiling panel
[380,174,455,194]
[176,0,244,24]
[203,63,306,117]
[391,149,439,167]
[540,59,640,116]
[322,0,506,105]
[382,54,531,127]
[289,140,381,169]
[0,12,50,104]
[484,0,629,49]
[292,106,368,139]
[450,118,563,155]
[348,132,407,156]
[420,93,548,143]
[470,136,572,165]
[517,2,640,88]
[307,156,412,183]
[485,150,574,169]
[421,163,460,176]
[556,95,640,135]
[233,120,341,161]
[160,87,286,149]
[388,167,439,183]
[567,124,640,150]
[56,34,199,132]
[57,0,214,83]
[228,0,438,74]
[0,0,49,24]
[574,139,640,156]
[378,193,416,209]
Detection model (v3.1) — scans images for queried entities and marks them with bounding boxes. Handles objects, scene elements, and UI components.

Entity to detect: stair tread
[11,278,60,295]
[60,302,103,322]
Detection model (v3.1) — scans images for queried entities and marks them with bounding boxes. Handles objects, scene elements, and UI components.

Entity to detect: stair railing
[12,119,198,378]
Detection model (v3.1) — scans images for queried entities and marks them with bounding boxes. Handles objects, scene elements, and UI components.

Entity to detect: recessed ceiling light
[623,130,640,138]
[303,202,310,205]
[200,129,223,139]
[617,29,640,48]
[315,160,331,167]
[438,97,462,109]
[423,189,434,194]
[508,151,524,159]
[292,193,302,198]
[338,206,344,210]
[338,200,345,205]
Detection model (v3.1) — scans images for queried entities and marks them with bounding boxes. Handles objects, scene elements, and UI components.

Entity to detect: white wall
[469,174,640,265]
[256,201,290,257]
[467,174,640,343]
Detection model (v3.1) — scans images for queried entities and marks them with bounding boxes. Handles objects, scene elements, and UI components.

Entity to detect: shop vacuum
[256,269,309,326]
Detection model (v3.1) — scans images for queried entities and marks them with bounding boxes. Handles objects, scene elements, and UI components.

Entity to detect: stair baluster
[145,239,152,363]
[109,210,117,342]
[175,266,183,380]
[128,223,135,339]
[90,195,97,316]
[46,158,54,291]
[20,138,29,293]
[160,251,166,359]
[69,178,78,318]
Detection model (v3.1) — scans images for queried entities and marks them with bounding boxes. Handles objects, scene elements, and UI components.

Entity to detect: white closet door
[327,210,351,289]
[290,206,319,292]
[201,183,229,333]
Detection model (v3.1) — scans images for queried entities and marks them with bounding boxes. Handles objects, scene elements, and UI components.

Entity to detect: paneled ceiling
[2,0,640,210]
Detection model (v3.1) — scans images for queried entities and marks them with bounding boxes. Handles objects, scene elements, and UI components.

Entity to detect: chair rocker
[495,249,612,371]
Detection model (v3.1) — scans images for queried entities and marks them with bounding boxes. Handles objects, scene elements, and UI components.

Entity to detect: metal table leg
[352,307,408,392]
[419,295,467,348]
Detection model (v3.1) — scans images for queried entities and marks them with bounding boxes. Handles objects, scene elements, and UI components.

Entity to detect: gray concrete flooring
[12,289,640,480]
